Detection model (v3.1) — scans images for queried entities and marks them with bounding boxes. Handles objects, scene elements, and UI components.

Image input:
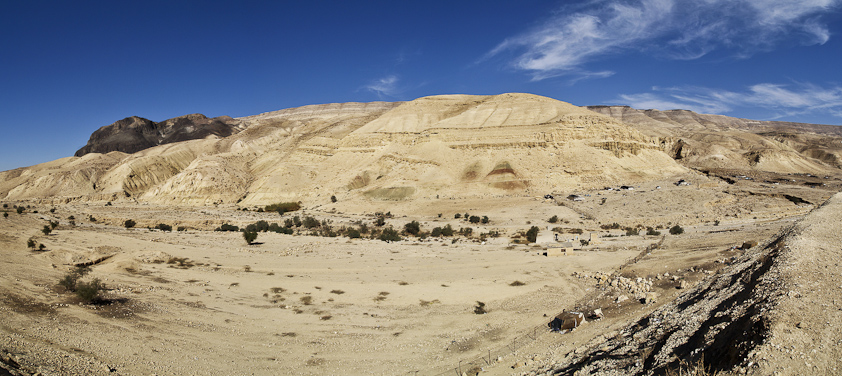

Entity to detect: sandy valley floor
[0,176,836,375]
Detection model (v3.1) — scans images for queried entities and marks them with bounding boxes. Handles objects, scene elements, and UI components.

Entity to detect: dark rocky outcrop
[74,114,242,156]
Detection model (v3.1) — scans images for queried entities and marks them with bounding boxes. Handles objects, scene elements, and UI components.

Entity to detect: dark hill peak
[74,113,243,157]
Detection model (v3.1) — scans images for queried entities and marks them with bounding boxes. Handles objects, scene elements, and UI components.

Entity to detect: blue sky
[2,0,842,171]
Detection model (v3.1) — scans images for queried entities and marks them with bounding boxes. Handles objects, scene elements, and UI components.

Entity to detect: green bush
[124,219,136,228]
[454,213,461,219]
[379,227,401,242]
[302,216,320,229]
[526,226,540,243]
[215,223,239,232]
[243,231,258,245]
[41,225,52,236]
[58,266,90,292]
[646,227,661,236]
[264,202,301,214]
[441,224,454,237]
[431,227,442,237]
[404,221,421,236]
[374,216,386,227]
[469,216,480,224]
[347,228,361,239]
[669,225,685,235]
[155,223,172,232]
[481,216,489,224]
[75,278,105,303]
[625,227,639,236]
[548,215,559,223]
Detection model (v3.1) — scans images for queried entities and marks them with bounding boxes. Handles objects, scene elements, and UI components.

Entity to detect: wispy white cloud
[365,75,400,98]
[616,83,842,119]
[488,0,840,80]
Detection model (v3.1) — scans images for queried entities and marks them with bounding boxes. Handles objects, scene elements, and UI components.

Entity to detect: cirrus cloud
[487,0,840,80]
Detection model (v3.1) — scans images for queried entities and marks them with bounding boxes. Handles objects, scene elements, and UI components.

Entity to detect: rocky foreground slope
[531,190,842,375]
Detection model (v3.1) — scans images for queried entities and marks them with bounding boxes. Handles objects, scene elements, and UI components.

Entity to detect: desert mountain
[74,113,244,156]
[2,93,841,206]
[588,106,842,173]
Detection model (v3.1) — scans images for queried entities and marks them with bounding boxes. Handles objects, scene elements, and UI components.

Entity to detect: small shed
[550,311,586,331]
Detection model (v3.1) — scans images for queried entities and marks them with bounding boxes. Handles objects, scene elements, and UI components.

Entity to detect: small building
[550,311,586,331]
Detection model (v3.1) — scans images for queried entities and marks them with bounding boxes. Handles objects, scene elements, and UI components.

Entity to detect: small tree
[124,219,136,228]
[440,224,454,237]
[526,226,540,243]
[669,225,684,235]
[404,221,421,236]
[379,227,401,242]
[243,230,258,245]
[27,238,36,248]
[75,278,105,303]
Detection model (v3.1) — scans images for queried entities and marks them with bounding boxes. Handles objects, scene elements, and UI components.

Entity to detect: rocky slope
[1,94,685,206]
[588,106,842,173]
[2,94,841,206]
[535,190,842,376]
[74,113,244,156]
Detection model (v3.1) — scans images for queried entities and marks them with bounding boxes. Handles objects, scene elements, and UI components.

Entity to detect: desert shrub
[601,222,621,230]
[459,227,473,236]
[16,207,24,214]
[177,226,187,232]
[509,281,526,286]
[358,223,369,234]
[41,225,52,235]
[330,195,337,203]
[474,301,487,314]
[330,289,345,294]
[404,221,420,236]
[105,201,112,206]
[569,228,583,234]
[441,224,454,237]
[481,216,489,224]
[373,216,386,227]
[155,223,172,232]
[36,244,44,251]
[526,226,540,243]
[431,227,442,237]
[302,216,320,229]
[669,225,685,235]
[1,204,6,208]
[625,227,639,236]
[265,202,301,214]
[292,216,302,227]
[3,213,7,218]
[75,278,105,303]
[88,215,96,222]
[548,215,559,223]
[469,215,480,224]
[246,220,270,232]
[27,238,36,248]
[454,213,461,219]
[67,215,74,220]
[713,220,720,226]
[347,228,361,239]
[646,227,661,236]
[243,230,258,245]
[215,223,239,232]
[58,266,89,291]
[379,227,401,242]
[300,295,313,305]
